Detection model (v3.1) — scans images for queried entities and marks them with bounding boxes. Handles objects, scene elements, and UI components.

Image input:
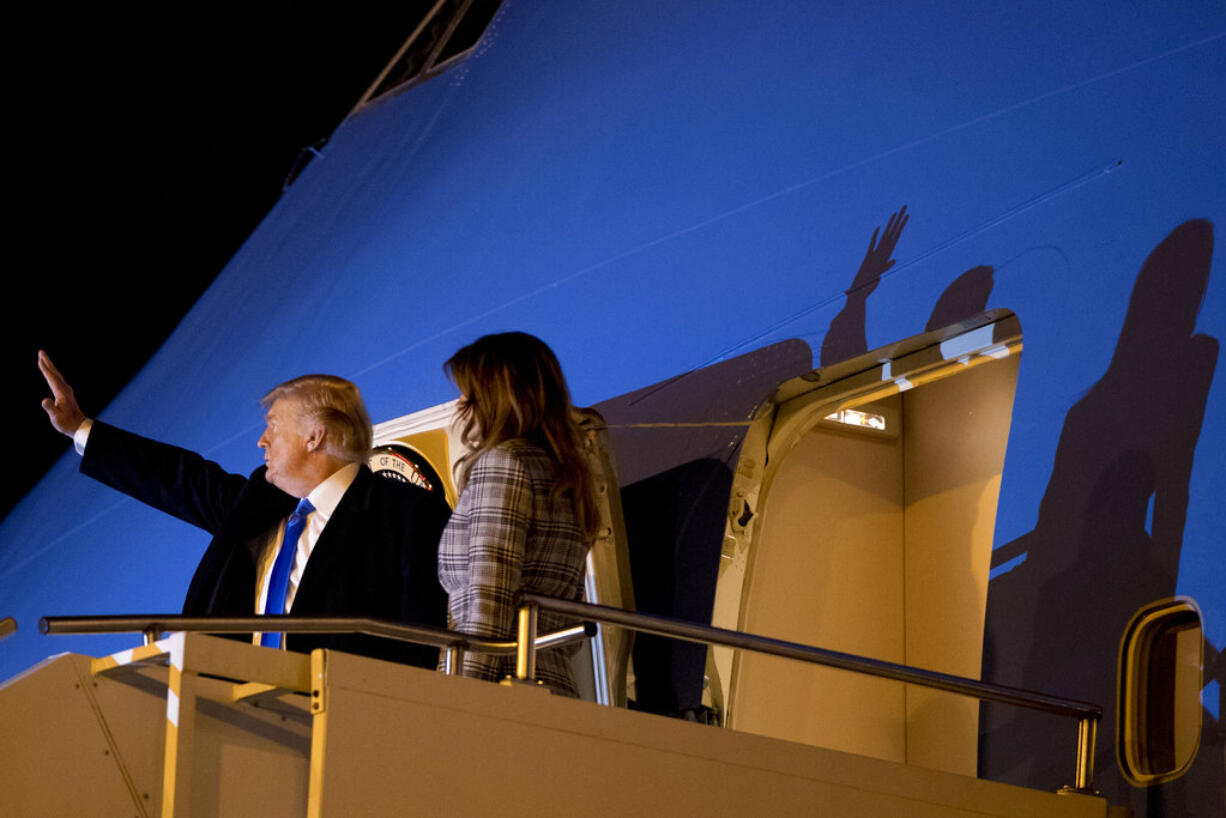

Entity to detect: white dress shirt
[254,461,360,614]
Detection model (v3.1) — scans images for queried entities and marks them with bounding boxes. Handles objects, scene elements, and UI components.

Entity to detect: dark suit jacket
[80,421,451,668]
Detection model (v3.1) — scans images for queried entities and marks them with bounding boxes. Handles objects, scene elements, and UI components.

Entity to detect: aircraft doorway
[711,313,1022,777]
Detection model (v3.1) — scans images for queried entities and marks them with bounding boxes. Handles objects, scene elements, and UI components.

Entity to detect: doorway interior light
[824,408,887,430]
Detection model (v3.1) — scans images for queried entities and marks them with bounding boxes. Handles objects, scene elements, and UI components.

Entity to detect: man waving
[39,350,449,668]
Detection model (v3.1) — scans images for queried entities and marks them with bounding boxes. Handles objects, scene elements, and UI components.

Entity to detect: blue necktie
[260,497,314,648]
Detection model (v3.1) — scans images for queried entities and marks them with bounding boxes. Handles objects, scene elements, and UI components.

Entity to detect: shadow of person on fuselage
[980,219,1220,812]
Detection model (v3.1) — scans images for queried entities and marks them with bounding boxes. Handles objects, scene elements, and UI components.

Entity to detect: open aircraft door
[709,310,1024,777]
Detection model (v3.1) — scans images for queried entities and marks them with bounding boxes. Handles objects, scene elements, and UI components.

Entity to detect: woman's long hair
[446,332,600,540]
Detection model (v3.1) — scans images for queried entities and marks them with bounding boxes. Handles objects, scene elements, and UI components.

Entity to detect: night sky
[5,4,436,520]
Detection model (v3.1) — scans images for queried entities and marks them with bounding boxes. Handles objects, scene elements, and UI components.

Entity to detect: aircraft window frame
[1117,596,1204,786]
[349,0,503,115]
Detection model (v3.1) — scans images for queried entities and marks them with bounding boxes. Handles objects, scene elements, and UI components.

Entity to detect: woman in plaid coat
[438,332,600,696]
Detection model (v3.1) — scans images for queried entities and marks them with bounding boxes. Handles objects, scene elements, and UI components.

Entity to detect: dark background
[4,4,435,520]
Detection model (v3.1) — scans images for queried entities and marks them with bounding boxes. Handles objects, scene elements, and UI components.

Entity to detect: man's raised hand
[38,350,87,437]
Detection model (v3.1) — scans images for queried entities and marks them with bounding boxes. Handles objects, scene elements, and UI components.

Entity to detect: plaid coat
[438,440,589,696]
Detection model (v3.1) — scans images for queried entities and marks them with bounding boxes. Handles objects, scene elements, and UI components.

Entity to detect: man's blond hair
[262,375,373,464]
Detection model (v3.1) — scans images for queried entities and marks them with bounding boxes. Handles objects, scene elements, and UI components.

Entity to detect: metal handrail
[514,594,1102,794]
[40,614,593,676]
[42,602,1103,792]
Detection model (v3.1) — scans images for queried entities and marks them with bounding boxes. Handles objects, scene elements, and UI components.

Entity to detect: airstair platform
[0,633,1112,817]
